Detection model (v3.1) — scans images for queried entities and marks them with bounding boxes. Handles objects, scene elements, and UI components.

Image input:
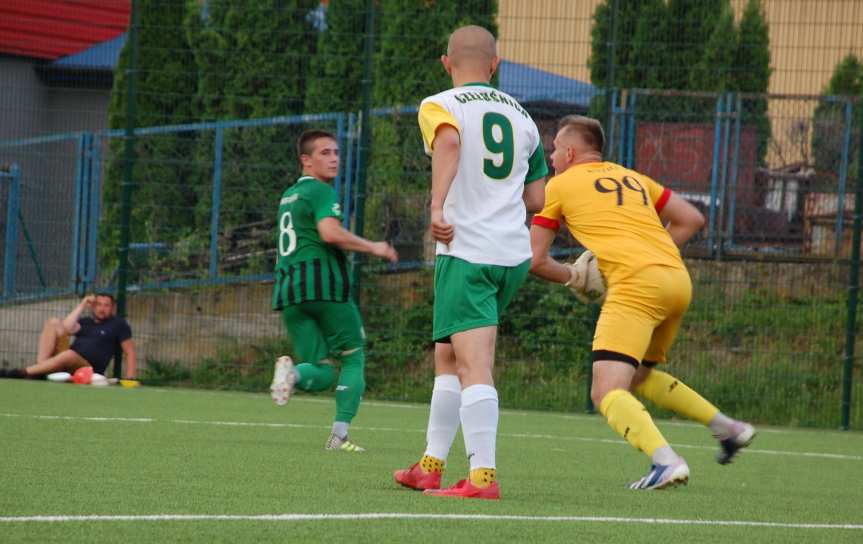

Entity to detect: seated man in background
[0,293,136,380]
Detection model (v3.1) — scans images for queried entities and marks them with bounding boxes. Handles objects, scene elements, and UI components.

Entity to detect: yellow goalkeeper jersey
[532,161,684,285]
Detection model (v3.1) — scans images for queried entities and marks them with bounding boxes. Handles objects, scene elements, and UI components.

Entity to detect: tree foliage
[734,0,772,165]
[812,54,863,185]
[184,0,319,275]
[102,0,198,274]
[589,0,770,95]
[588,0,771,159]
[689,6,736,92]
[366,0,498,260]
[665,0,726,90]
[305,0,368,114]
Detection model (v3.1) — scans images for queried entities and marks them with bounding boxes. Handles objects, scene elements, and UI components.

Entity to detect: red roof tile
[0,0,130,60]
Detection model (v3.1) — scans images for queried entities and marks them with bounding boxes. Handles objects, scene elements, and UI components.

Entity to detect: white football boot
[270,356,296,406]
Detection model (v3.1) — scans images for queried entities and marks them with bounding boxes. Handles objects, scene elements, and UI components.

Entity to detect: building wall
[0,56,51,141]
[498,0,863,97]
[497,0,863,168]
[0,55,111,294]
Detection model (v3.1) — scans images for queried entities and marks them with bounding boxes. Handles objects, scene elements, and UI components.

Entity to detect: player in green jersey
[270,129,397,452]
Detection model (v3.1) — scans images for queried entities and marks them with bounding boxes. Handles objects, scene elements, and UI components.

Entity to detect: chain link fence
[0,0,861,429]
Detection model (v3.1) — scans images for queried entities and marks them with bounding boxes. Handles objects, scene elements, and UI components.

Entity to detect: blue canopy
[498,59,597,108]
[52,35,598,109]
[53,32,126,70]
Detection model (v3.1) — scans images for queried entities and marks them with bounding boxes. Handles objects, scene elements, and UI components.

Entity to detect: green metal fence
[0,0,861,430]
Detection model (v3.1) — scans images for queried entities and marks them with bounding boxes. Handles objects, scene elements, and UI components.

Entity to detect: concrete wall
[0,282,282,370]
[0,55,110,294]
[0,257,849,373]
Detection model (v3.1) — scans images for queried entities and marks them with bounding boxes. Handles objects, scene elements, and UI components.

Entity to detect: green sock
[334,349,365,423]
[295,362,336,392]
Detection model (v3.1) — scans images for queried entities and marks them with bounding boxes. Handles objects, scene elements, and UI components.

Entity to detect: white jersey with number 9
[418,83,547,267]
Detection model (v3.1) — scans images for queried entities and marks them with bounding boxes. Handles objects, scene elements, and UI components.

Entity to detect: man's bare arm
[317,218,398,262]
[120,339,137,379]
[429,125,460,244]
[529,224,571,284]
[523,178,546,213]
[659,193,705,248]
[62,295,92,334]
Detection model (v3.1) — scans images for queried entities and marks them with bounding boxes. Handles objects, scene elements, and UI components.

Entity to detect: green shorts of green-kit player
[280,300,366,424]
[433,255,531,342]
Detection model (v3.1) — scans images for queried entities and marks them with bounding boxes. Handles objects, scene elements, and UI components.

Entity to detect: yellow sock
[635,370,719,426]
[419,455,444,474]
[469,468,496,488]
[599,389,668,458]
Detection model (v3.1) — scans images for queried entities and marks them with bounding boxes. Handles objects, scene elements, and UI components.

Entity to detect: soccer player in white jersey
[393,25,547,500]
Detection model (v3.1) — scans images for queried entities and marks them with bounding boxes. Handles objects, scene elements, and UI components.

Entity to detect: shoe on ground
[394,462,442,491]
[0,367,27,379]
[324,433,366,452]
[270,356,296,406]
[628,457,690,490]
[423,478,500,500]
[717,422,756,465]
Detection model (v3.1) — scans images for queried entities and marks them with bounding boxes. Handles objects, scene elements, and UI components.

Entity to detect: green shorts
[433,255,530,342]
[280,300,365,364]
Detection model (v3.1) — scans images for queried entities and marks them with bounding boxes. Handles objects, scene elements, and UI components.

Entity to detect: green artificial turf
[1,380,861,543]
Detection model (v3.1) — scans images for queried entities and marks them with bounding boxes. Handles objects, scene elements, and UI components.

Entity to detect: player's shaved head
[446,25,496,69]
[558,115,605,154]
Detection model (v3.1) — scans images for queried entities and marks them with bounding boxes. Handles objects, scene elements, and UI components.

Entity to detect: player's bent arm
[317,217,398,262]
[529,224,571,284]
[659,193,706,248]
[121,339,137,379]
[62,296,91,334]
[523,178,546,213]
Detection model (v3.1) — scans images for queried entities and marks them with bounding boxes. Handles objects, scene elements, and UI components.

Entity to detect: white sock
[423,374,461,461]
[652,445,679,466]
[332,421,349,439]
[708,412,736,438]
[460,384,498,470]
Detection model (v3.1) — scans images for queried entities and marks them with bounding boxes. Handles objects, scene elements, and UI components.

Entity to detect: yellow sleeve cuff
[418,101,460,152]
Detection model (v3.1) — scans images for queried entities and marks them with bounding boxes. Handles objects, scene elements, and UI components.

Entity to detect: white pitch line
[172,419,315,430]
[500,430,863,461]
[0,413,153,423]
[0,513,860,530]
[86,385,840,433]
[4,412,861,462]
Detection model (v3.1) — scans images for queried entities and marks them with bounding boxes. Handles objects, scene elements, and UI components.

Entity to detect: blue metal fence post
[79,133,95,293]
[334,113,346,202]
[716,93,733,257]
[81,133,94,292]
[87,135,102,288]
[607,89,619,161]
[726,93,743,249]
[625,91,637,169]
[835,98,853,255]
[3,164,21,298]
[71,133,88,293]
[707,94,725,256]
[343,113,356,228]
[209,126,224,280]
[615,90,629,164]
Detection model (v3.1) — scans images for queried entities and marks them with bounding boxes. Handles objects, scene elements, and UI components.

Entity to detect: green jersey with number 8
[272,176,351,310]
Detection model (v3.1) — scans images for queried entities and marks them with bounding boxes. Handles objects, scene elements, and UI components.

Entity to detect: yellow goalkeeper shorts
[592,265,692,366]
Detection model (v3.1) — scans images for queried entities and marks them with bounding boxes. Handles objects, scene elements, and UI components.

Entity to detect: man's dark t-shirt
[70,317,133,374]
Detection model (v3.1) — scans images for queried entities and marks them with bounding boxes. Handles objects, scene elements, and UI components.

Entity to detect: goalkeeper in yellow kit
[530,115,755,490]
